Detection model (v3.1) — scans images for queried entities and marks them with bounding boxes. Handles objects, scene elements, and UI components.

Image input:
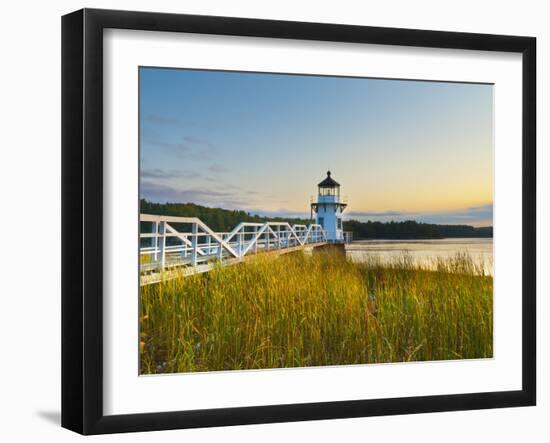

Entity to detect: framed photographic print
[61,8,536,434]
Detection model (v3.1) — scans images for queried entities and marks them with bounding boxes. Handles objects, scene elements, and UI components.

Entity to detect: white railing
[310,195,348,205]
[140,214,327,274]
[343,231,353,243]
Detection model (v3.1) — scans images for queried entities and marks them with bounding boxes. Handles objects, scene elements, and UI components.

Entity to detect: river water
[346,238,493,275]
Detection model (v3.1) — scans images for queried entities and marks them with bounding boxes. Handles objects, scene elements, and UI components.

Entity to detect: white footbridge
[140,214,328,285]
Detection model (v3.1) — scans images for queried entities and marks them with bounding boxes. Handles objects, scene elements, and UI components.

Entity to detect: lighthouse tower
[311,171,347,242]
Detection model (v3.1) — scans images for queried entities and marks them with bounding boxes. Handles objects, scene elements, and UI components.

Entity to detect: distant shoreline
[139,200,493,241]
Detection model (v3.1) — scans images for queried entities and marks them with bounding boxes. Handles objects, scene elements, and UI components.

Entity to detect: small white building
[311,171,348,242]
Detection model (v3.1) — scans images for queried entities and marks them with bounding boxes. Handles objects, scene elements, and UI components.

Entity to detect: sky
[139,67,493,227]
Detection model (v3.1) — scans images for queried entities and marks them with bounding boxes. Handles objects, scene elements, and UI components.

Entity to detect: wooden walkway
[140,214,327,285]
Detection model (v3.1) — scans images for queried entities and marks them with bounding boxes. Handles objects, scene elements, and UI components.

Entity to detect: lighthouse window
[318,217,324,228]
[337,218,342,229]
[319,187,340,196]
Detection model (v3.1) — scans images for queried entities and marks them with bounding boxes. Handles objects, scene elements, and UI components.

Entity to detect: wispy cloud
[142,134,216,161]
[158,140,211,159]
[344,204,493,226]
[143,113,181,125]
[183,136,202,144]
[141,168,201,180]
[140,181,248,209]
[208,164,229,174]
[142,167,229,187]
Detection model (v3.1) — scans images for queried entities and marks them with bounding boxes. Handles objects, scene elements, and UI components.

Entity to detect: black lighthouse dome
[318,170,340,188]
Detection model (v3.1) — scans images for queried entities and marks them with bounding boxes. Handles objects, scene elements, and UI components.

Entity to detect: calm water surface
[346,238,493,275]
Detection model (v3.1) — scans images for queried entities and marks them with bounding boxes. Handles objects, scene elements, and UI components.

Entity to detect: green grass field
[139,250,493,374]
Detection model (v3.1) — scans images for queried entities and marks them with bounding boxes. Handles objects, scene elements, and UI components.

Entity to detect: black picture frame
[61,8,536,435]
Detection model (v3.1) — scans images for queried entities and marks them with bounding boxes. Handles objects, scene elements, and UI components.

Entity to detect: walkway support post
[191,222,198,266]
[238,230,244,257]
[152,221,158,263]
[160,221,166,271]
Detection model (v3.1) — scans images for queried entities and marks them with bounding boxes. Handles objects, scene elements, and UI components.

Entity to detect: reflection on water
[346,238,493,275]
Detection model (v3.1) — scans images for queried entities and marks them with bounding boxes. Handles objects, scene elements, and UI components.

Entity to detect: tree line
[342,219,492,240]
[140,200,492,239]
[140,200,310,232]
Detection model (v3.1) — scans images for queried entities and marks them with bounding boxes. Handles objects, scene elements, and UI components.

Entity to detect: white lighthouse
[311,171,347,242]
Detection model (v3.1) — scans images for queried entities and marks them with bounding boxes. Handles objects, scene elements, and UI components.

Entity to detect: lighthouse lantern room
[311,171,347,242]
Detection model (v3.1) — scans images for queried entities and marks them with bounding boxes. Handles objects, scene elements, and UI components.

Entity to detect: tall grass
[139,251,493,374]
